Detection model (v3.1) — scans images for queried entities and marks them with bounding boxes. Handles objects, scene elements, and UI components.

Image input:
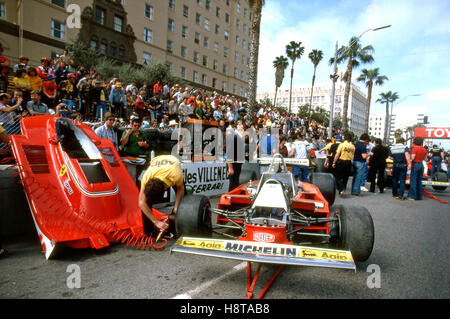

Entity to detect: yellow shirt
[25,75,42,91]
[336,141,355,161]
[13,77,31,90]
[141,155,184,189]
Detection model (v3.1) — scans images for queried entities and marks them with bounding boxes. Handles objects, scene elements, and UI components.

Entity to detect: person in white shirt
[289,132,311,182]
[94,112,118,150]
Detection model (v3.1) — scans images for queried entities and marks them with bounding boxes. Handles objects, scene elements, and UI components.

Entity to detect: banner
[414,127,450,139]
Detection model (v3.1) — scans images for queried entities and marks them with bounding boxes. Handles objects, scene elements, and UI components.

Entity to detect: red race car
[172,155,375,272]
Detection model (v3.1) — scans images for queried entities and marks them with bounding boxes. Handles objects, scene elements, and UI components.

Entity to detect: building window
[95,7,105,25]
[213,60,218,71]
[51,20,65,40]
[233,67,238,77]
[223,64,227,74]
[225,13,230,23]
[215,24,220,35]
[224,47,228,58]
[222,81,227,91]
[203,36,209,48]
[143,52,151,65]
[235,35,239,44]
[182,26,188,39]
[204,18,209,30]
[181,46,187,58]
[51,0,65,8]
[196,0,202,5]
[183,5,189,17]
[206,0,210,10]
[193,51,199,63]
[118,47,125,59]
[202,74,207,85]
[216,7,220,17]
[194,32,200,44]
[0,3,4,18]
[202,55,208,67]
[100,42,107,55]
[167,40,173,52]
[180,66,186,78]
[213,42,219,53]
[145,4,153,20]
[114,16,123,32]
[224,30,229,41]
[193,71,198,83]
[143,28,152,42]
[212,78,217,88]
[243,24,247,33]
[236,3,240,13]
[109,43,117,57]
[169,0,175,10]
[168,19,174,32]
[236,18,240,29]
[90,39,98,50]
[195,13,201,25]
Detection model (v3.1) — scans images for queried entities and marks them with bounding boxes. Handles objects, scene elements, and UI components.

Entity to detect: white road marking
[171,262,247,299]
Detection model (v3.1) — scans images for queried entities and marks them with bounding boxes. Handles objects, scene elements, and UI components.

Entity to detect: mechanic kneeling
[139,155,185,236]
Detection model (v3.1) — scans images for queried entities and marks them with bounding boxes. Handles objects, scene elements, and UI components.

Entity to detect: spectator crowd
[0,45,333,140]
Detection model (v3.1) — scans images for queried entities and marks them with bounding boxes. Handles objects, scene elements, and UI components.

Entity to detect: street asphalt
[1,180,449,300]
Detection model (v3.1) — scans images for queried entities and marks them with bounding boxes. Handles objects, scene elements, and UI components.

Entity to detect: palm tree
[286,41,305,114]
[246,0,265,127]
[307,49,323,120]
[376,91,399,143]
[356,68,388,133]
[272,55,289,107]
[330,37,374,130]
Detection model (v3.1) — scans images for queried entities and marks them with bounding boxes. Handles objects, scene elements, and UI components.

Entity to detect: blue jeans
[361,162,368,186]
[351,161,365,195]
[392,162,407,197]
[430,156,442,177]
[293,166,309,183]
[95,102,107,121]
[408,162,424,200]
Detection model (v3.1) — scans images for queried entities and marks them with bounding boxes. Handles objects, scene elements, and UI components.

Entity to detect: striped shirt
[389,144,409,164]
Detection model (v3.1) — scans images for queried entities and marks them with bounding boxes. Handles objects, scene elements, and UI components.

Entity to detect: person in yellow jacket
[139,155,185,234]
[332,131,355,196]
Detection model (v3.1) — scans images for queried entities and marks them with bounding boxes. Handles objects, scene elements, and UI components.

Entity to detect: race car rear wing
[257,157,310,167]
[171,237,356,271]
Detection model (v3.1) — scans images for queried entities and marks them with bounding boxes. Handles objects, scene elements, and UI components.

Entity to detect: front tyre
[175,195,212,237]
[333,205,374,262]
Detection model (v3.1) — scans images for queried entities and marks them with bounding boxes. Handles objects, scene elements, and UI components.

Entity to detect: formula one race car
[172,154,375,272]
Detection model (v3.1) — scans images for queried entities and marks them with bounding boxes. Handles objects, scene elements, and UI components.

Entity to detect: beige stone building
[256,77,368,137]
[0,0,251,96]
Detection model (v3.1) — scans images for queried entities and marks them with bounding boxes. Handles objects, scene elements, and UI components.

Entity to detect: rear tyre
[175,195,212,237]
[239,169,258,185]
[311,172,336,206]
[333,205,374,262]
[312,158,327,173]
[432,172,448,191]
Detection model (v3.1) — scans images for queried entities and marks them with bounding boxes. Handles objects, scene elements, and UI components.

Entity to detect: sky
[255,0,450,149]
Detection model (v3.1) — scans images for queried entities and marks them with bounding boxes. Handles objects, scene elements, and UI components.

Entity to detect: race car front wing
[171,237,356,271]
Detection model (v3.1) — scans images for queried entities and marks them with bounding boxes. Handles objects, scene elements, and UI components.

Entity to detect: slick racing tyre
[311,158,327,173]
[176,195,212,237]
[333,205,374,262]
[239,169,258,185]
[432,172,448,191]
[311,172,336,206]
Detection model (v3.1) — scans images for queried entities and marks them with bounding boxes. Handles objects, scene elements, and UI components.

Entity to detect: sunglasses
[133,124,141,128]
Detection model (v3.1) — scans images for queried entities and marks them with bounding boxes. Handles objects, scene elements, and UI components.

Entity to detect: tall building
[0,0,251,96]
[368,114,385,140]
[256,77,368,137]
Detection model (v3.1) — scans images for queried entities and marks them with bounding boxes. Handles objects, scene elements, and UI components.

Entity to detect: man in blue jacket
[109,82,127,119]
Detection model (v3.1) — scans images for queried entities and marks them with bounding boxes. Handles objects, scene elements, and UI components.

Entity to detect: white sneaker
[361,186,369,192]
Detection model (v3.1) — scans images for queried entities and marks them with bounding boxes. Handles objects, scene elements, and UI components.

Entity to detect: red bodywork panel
[10,116,145,258]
